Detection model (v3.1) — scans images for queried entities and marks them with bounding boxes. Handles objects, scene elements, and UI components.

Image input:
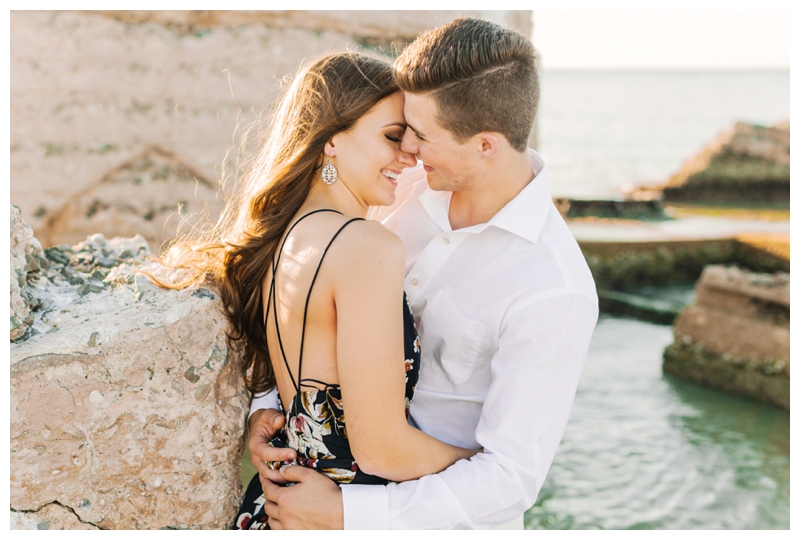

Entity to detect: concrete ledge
[663,343,788,410]
[580,238,788,290]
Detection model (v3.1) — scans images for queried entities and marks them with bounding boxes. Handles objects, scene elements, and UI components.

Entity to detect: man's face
[400,92,479,192]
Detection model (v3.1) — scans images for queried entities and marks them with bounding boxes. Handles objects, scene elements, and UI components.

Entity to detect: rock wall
[663,265,789,410]
[11,10,533,249]
[10,211,250,529]
[581,236,789,291]
[629,121,790,205]
[10,205,48,341]
[554,198,668,221]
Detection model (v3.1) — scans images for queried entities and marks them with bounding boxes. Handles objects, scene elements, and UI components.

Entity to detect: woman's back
[260,207,421,485]
[264,209,352,404]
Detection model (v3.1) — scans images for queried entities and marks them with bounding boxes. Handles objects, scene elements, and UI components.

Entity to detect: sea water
[538,70,790,199]
[525,316,790,530]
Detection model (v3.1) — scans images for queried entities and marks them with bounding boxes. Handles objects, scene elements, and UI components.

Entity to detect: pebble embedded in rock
[183,367,200,384]
[194,384,211,402]
[191,288,215,300]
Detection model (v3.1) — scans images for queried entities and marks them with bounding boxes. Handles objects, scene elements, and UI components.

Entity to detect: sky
[531,10,790,70]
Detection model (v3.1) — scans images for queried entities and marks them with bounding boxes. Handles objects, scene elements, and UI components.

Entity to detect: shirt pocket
[418,290,487,384]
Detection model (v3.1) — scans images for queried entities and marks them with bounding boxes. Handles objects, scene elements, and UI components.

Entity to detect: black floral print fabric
[234,296,421,530]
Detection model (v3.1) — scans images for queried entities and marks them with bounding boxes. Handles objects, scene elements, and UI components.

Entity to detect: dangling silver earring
[321,157,338,185]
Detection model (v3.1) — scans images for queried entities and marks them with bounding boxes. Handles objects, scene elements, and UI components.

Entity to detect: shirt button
[411,278,419,286]
[442,237,450,245]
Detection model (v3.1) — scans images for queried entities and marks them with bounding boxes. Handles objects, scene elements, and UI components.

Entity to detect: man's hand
[262,466,344,530]
[248,408,296,487]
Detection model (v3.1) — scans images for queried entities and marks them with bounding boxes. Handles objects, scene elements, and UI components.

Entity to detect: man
[247,17,598,529]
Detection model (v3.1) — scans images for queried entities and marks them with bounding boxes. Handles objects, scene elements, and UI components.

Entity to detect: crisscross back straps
[265,209,364,400]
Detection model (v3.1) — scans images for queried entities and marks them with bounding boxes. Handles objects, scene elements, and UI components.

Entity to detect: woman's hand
[248,408,297,486]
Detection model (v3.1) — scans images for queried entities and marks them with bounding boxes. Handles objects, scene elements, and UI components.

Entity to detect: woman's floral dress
[234,211,421,530]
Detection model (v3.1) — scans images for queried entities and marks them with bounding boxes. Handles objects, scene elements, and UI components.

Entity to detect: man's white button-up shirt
[250,149,599,529]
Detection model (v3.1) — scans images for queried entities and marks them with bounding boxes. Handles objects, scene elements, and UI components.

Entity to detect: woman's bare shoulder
[326,219,405,280]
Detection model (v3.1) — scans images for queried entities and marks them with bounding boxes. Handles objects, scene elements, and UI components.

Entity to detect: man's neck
[448,150,535,230]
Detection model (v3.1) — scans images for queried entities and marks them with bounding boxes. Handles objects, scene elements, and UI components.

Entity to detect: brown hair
[393,17,538,152]
[147,52,398,394]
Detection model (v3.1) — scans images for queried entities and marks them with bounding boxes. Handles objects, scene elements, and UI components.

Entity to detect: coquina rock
[10,204,48,341]
[10,215,249,529]
[11,10,533,248]
[629,121,790,205]
[663,265,789,410]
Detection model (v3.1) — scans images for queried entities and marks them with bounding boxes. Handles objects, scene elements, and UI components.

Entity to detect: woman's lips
[423,164,434,172]
[381,170,398,185]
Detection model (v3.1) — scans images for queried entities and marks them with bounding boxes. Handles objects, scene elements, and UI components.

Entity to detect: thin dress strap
[266,209,340,393]
[265,210,364,404]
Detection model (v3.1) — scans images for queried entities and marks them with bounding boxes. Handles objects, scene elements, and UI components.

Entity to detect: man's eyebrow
[406,123,425,138]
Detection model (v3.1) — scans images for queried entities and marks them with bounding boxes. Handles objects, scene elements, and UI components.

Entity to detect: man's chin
[424,172,447,192]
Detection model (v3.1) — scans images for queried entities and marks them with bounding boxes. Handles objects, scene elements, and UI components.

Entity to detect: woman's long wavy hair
[148,52,398,394]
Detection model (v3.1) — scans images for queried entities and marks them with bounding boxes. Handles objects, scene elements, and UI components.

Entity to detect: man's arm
[342,292,598,529]
[249,389,280,419]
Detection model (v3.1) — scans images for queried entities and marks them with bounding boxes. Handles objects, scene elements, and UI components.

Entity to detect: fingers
[279,464,315,483]
[260,466,289,486]
[248,408,286,439]
[248,408,270,434]
[263,499,285,530]
[263,499,280,521]
[266,409,286,431]
[262,473,284,504]
[251,454,272,479]
[251,443,297,464]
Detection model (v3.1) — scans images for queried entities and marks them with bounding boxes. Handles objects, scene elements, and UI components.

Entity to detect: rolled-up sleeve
[342,291,598,529]
[248,387,280,420]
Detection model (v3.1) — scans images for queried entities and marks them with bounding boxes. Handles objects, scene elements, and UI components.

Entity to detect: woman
[150,52,477,530]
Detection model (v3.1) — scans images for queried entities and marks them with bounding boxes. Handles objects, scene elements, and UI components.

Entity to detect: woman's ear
[324,138,337,157]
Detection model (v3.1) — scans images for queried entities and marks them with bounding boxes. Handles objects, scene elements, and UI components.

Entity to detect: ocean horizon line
[540,67,789,74]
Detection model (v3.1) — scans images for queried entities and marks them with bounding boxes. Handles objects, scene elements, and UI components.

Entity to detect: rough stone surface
[11,10,534,247]
[663,343,789,410]
[10,227,249,529]
[10,204,48,341]
[10,503,100,530]
[555,198,668,221]
[674,266,789,367]
[663,265,789,409]
[40,145,220,249]
[581,238,789,291]
[629,121,790,204]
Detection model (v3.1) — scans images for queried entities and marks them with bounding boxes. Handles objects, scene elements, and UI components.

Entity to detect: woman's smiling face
[326,91,417,208]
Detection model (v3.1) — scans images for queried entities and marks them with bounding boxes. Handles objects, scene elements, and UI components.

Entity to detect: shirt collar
[418,149,551,244]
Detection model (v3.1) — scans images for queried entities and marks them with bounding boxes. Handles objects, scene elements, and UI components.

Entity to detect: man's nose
[397,148,417,168]
[400,128,418,155]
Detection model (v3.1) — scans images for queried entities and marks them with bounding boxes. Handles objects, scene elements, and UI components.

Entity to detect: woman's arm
[330,221,478,483]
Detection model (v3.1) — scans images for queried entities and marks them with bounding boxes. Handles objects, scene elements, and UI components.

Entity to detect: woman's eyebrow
[382,121,407,129]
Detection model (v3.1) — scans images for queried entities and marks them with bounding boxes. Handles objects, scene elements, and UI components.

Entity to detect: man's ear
[477,133,500,160]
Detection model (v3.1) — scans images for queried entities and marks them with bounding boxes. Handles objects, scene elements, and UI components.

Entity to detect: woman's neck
[304,178,369,219]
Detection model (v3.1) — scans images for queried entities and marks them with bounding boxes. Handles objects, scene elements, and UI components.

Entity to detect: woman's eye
[385,134,402,143]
